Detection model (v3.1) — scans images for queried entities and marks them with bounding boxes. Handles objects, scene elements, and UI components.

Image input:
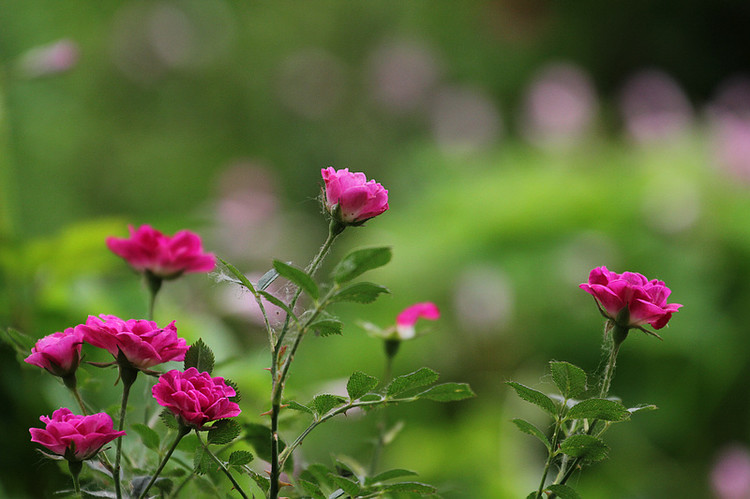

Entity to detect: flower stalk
[137,424,191,499]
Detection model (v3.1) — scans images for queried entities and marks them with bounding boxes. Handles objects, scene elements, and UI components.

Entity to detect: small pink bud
[321,167,389,225]
[396,302,440,340]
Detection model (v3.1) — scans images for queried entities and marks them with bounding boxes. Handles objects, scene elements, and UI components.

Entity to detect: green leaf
[243,424,275,464]
[559,434,609,461]
[297,479,326,499]
[131,423,160,451]
[332,246,392,284]
[159,409,179,430]
[329,474,361,496]
[511,419,551,451]
[309,313,343,337]
[381,481,437,495]
[273,260,319,300]
[285,400,313,414]
[311,394,347,417]
[417,382,475,402]
[628,404,658,415]
[256,268,280,291]
[1,327,36,358]
[346,371,379,400]
[258,290,297,321]
[207,419,242,445]
[506,381,557,416]
[567,398,630,422]
[246,469,270,492]
[547,484,582,499]
[225,378,241,403]
[217,256,255,294]
[387,368,439,398]
[184,339,215,375]
[193,446,212,475]
[228,450,253,467]
[300,463,335,488]
[328,282,390,304]
[367,469,418,485]
[550,361,587,399]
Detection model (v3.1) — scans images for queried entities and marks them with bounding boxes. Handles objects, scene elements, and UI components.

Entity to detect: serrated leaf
[332,247,392,284]
[207,419,242,445]
[506,381,557,416]
[512,419,551,451]
[311,394,347,417]
[257,268,280,291]
[131,423,160,451]
[297,479,326,499]
[184,339,215,375]
[225,378,241,403]
[346,371,379,400]
[328,282,390,304]
[329,475,361,496]
[547,484,582,498]
[228,450,253,467]
[567,398,630,422]
[417,382,475,402]
[367,468,418,485]
[273,260,319,300]
[217,257,256,294]
[159,409,179,430]
[258,290,297,321]
[285,400,313,414]
[550,361,587,399]
[310,313,343,337]
[559,434,609,461]
[381,481,437,495]
[387,368,439,398]
[193,446,212,475]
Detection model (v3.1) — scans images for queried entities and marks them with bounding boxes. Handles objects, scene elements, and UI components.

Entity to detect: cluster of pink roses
[27,167,392,469]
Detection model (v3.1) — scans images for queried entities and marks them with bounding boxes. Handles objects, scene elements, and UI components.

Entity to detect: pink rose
[579,266,682,330]
[152,367,241,429]
[24,327,83,378]
[321,167,389,224]
[396,302,440,340]
[106,225,216,279]
[78,315,188,369]
[30,408,126,461]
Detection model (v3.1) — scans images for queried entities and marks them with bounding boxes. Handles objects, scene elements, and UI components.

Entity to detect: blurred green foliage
[2,1,750,497]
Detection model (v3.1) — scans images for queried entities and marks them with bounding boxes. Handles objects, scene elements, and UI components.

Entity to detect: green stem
[269,221,343,499]
[138,425,190,499]
[114,363,138,499]
[196,432,249,499]
[145,271,162,321]
[535,402,567,498]
[68,460,83,497]
[370,349,395,474]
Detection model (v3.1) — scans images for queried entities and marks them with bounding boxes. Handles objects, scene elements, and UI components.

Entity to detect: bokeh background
[3,1,750,497]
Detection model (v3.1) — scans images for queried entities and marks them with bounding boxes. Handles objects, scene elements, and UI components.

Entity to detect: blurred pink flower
[396,302,440,340]
[367,39,441,113]
[618,69,693,144]
[152,367,241,429]
[579,266,681,330]
[321,167,389,225]
[78,315,188,369]
[107,225,215,279]
[24,328,83,378]
[20,39,79,78]
[30,408,125,461]
[430,85,501,153]
[520,62,596,147]
[712,445,750,499]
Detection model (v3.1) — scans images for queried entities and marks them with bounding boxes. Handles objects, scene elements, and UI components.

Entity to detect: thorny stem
[196,431,249,499]
[138,425,190,499]
[269,220,343,499]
